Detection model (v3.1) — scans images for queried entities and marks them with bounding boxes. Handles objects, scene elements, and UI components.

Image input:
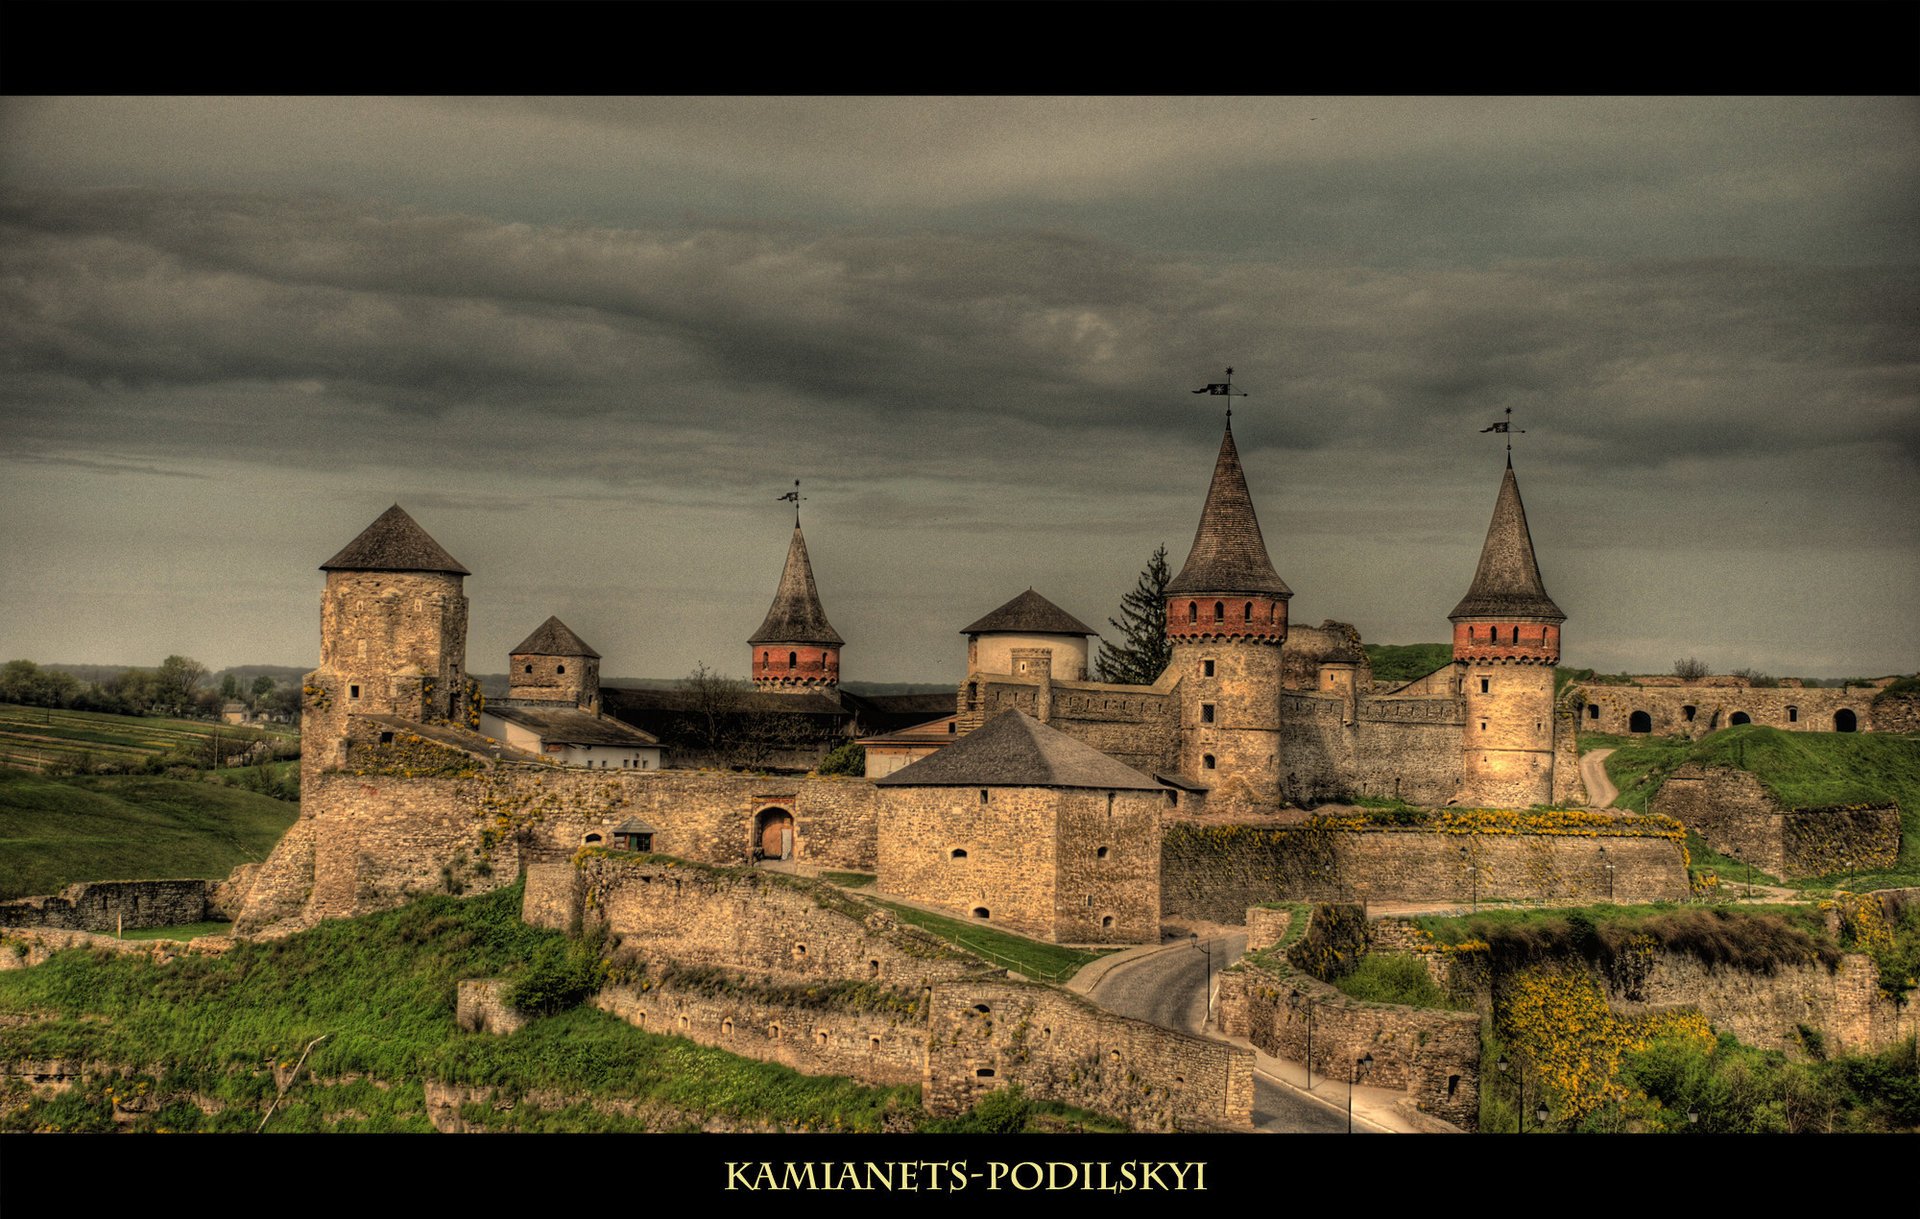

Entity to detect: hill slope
[0,772,298,898]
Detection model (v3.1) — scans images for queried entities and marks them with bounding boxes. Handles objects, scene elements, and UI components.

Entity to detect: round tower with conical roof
[1163,418,1290,809]
[507,616,601,712]
[749,523,844,694]
[307,504,471,770]
[1450,457,1565,807]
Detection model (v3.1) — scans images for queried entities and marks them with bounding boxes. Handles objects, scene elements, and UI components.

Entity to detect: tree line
[0,657,302,720]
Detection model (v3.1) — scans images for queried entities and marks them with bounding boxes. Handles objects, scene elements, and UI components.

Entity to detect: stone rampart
[0,879,213,933]
[1605,951,1917,1057]
[233,739,883,933]
[1279,693,1464,807]
[592,979,928,1087]
[1162,815,1689,922]
[1574,683,1874,739]
[1245,905,1295,951]
[525,856,994,990]
[922,979,1254,1131]
[1216,958,1479,1129]
[1652,764,1901,879]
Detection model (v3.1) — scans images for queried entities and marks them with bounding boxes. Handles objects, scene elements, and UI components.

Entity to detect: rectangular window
[1203,659,1215,677]
[349,685,359,698]
[1480,678,1489,693]
[1201,704,1215,723]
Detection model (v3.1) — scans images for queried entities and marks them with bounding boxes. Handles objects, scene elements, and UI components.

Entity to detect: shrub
[816,741,865,776]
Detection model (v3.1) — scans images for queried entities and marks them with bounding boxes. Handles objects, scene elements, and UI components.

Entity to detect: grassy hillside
[1591,726,1920,887]
[0,703,297,775]
[1365,643,1452,685]
[0,771,298,898]
[0,884,1118,1133]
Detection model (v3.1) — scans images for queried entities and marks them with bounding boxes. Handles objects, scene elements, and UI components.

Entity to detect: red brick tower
[1451,456,1566,806]
[1164,416,1290,809]
[749,523,843,694]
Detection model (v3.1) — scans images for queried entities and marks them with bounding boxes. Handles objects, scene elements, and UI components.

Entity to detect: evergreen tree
[1095,544,1173,685]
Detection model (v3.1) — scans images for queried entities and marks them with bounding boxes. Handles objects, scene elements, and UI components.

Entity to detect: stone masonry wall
[877,785,1059,941]
[922,979,1254,1131]
[1653,764,1901,879]
[1162,820,1689,922]
[235,747,882,934]
[455,980,530,1036]
[0,880,212,932]
[971,674,1180,777]
[1574,683,1874,740]
[1216,959,1479,1129]
[1280,692,1465,807]
[524,857,994,990]
[1605,951,1918,1057]
[593,980,928,1087]
[1245,905,1295,951]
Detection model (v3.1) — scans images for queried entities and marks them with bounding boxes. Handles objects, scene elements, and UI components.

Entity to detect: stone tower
[507,615,601,712]
[306,505,471,773]
[1450,457,1565,807]
[749,522,843,695]
[1164,418,1290,811]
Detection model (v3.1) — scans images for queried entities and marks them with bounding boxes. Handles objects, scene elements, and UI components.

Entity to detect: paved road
[1085,934,1356,1134]
[1580,748,1619,808]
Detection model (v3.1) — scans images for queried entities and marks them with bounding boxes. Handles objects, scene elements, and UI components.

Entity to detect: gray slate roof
[321,504,470,575]
[511,616,600,659]
[1165,423,1291,597]
[748,526,844,646]
[1448,460,1566,623]
[481,704,660,747]
[875,708,1160,790]
[960,588,1097,637]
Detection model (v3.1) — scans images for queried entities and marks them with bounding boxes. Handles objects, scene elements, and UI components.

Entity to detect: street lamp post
[1304,993,1314,1091]
[1348,1052,1373,1134]
[1497,1054,1527,1134]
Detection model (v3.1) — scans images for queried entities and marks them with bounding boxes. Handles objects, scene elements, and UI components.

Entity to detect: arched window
[1835,709,1857,733]
[1511,626,1520,644]
[1214,601,1225,622]
[1203,754,1216,770]
[523,664,533,674]
[788,651,797,669]
[1244,602,1254,622]
[1587,704,1599,719]
[1188,602,1198,623]
[1629,711,1652,733]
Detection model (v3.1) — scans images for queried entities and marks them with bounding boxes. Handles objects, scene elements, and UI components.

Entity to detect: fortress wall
[1216,960,1479,1130]
[0,879,212,933]
[1279,694,1463,807]
[1604,952,1917,1058]
[922,979,1254,1131]
[1161,821,1688,921]
[523,857,992,989]
[1574,684,1873,739]
[592,980,928,1087]
[236,750,882,931]
[1652,765,1901,879]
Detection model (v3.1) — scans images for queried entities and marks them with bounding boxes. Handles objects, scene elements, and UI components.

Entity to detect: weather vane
[1480,407,1525,463]
[1192,367,1249,424]
[776,479,805,525]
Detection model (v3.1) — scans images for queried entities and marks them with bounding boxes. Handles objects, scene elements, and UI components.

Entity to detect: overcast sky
[1,96,1915,685]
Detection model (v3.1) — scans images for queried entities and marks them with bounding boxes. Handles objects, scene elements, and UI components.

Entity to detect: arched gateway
[755,807,795,860]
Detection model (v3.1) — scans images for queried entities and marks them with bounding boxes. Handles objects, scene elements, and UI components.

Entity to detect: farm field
[0,704,297,774]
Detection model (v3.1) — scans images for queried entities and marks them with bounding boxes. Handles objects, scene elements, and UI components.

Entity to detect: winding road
[1084,933,1361,1133]
[1580,748,1619,808]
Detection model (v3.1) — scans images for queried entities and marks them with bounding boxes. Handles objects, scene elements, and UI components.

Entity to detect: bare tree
[1672,657,1710,680]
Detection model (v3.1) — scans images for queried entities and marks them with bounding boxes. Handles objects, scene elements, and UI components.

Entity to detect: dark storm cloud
[4,187,1913,495]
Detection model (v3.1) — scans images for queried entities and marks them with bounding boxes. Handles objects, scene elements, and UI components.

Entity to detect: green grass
[1589,726,1920,887]
[0,770,298,898]
[820,870,876,888]
[1329,953,1464,1010]
[0,884,924,1132]
[117,920,234,941]
[0,703,297,774]
[866,899,1113,981]
[1364,643,1452,686]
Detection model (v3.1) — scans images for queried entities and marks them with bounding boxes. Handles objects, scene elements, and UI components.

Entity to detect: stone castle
[223,404,1663,950]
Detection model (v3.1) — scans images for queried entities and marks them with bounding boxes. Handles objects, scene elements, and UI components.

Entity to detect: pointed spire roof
[874,708,1161,790]
[1449,460,1565,622]
[1166,421,1291,596]
[748,525,844,646]
[961,588,1097,637]
[320,504,469,575]
[511,616,600,659]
